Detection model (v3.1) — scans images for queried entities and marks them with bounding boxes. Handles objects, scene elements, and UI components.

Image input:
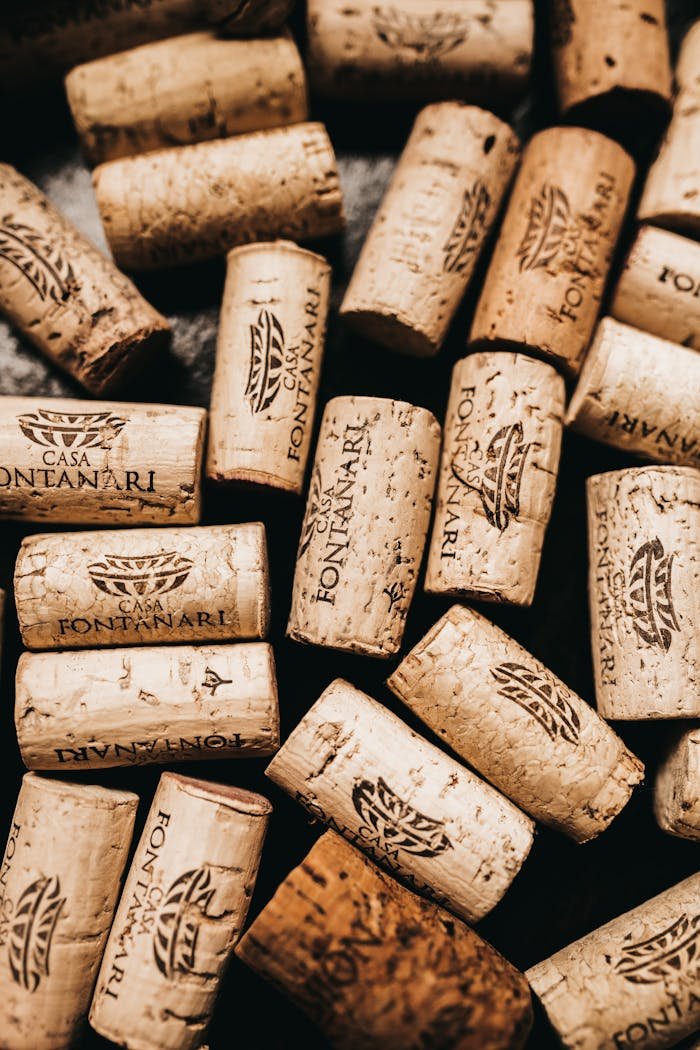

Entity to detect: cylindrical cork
[0,164,169,394]
[306,0,533,104]
[16,642,279,770]
[527,872,700,1050]
[469,126,635,377]
[0,396,204,525]
[93,123,345,270]
[205,0,294,34]
[14,522,270,651]
[587,466,700,720]
[654,726,700,841]
[638,21,700,237]
[207,241,331,494]
[610,226,700,350]
[425,352,564,605]
[266,679,535,924]
[286,396,441,658]
[567,318,700,466]
[66,30,308,166]
[236,830,534,1050]
[340,104,520,357]
[388,605,644,843]
[90,772,271,1050]
[0,773,137,1050]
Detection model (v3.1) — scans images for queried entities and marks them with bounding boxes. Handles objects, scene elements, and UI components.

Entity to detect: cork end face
[207,468,302,497]
[285,622,398,659]
[424,578,536,608]
[340,306,440,358]
[161,772,273,816]
[22,771,139,809]
[84,320,171,398]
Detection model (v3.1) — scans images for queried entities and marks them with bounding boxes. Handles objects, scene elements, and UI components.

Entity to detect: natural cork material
[306,0,533,103]
[527,872,700,1050]
[388,605,644,843]
[654,726,700,841]
[207,241,331,494]
[66,29,308,165]
[0,773,137,1050]
[265,678,535,925]
[610,226,700,350]
[93,122,345,270]
[0,396,205,525]
[90,772,271,1050]
[287,396,441,658]
[469,126,635,377]
[16,642,279,770]
[425,352,564,605]
[14,522,270,651]
[638,21,700,237]
[587,466,700,720]
[205,0,294,34]
[0,164,169,394]
[567,318,700,467]
[340,104,520,357]
[236,830,534,1050]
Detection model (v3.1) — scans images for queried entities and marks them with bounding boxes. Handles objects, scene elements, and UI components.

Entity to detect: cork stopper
[654,725,700,841]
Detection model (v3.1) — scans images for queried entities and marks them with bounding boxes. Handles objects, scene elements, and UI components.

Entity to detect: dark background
[1,2,699,1047]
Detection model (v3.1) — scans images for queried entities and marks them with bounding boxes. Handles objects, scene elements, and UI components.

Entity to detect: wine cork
[527,872,700,1050]
[610,226,700,350]
[206,0,294,34]
[266,679,535,925]
[236,830,534,1050]
[14,522,270,651]
[306,0,533,104]
[66,29,308,166]
[90,772,271,1050]
[93,123,345,270]
[654,726,700,841]
[207,241,331,494]
[0,396,204,525]
[469,126,635,377]
[638,21,700,237]
[0,164,169,395]
[587,466,700,720]
[16,642,279,771]
[0,773,138,1050]
[340,104,520,357]
[286,396,441,658]
[567,318,700,467]
[388,605,644,843]
[425,352,564,605]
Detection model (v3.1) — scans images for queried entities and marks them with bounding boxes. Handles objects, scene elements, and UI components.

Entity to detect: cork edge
[286,624,398,659]
[22,771,139,808]
[226,239,331,269]
[161,771,273,816]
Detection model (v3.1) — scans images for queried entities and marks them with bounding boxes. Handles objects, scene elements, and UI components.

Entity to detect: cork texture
[654,726,700,841]
[205,0,294,34]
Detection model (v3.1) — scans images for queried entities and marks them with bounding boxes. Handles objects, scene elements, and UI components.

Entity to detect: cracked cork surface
[654,725,700,841]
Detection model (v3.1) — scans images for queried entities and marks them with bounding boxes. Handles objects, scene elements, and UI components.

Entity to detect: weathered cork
[205,0,294,34]
[654,725,700,841]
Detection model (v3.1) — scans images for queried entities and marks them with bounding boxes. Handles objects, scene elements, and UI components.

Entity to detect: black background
[1,2,699,1047]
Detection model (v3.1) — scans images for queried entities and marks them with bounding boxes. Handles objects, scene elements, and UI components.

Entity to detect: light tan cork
[340,104,520,357]
[638,21,700,237]
[236,830,534,1050]
[587,466,700,720]
[0,396,204,525]
[306,0,533,103]
[286,396,441,658]
[14,522,270,651]
[610,226,700,350]
[16,642,279,771]
[527,872,700,1050]
[388,604,644,843]
[90,772,271,1050]
[469,126,635,377]
[654,725,700,841]
[567,318,700,467]
[205,0,294,34]
[265,678,535,925]
[0,772,138,1050]
[65,29,308,166]
[425,352,564,605]
[207,241,331,494]
[0,164,169,394]
[93,122,345,270]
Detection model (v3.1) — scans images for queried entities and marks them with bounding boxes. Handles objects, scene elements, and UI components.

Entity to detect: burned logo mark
[372,7,469,59]
[443,180,491,274]
[201,667,233,695]
[452,422,529,531]
[614,913,700,985]
[8,875,65,992]
[153,866,217,980]
[352,777,453,858]
[298,465,324,559]
[0,220,77,304]
[383,580,407,612]
[245,308,285,414]
[628,539,680,653]
[516,184,572,272]
[490,662,581,745]
[88,551,194,598]
[18,409,127,451]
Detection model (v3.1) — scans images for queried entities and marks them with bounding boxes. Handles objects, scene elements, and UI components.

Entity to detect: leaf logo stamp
[516,184,572,272]
[443,180,491,274]
[614,913,700,985]
[490,662,581,745]
[0,220,77,303]
[452,422,530,531]
[628,538,680,652]
[8,875,65,993]
[372,7,469,59]
[245,308,285,414]
[153,866,217,980]
[201,667,233,695]
[18,409,127,451]
[298,465,324,559]
[352,777,453,858]
[88,551,194,598]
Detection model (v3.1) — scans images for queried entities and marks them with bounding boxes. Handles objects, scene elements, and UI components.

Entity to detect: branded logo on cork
[614,913,700,985]
[628,539,680,653]
[0,220,76,303]
[490,662,581,745]
[298,465,325,558]
[373,8,469,59]
[451,421,530,532]
[352,777,453,858]
[88,552,194,598]
[8,875,65,992]
[18,409,127,451]
[517,184,572,272]
[153,866,218,980]
[246,309,285,414]
[443,180,491,275]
